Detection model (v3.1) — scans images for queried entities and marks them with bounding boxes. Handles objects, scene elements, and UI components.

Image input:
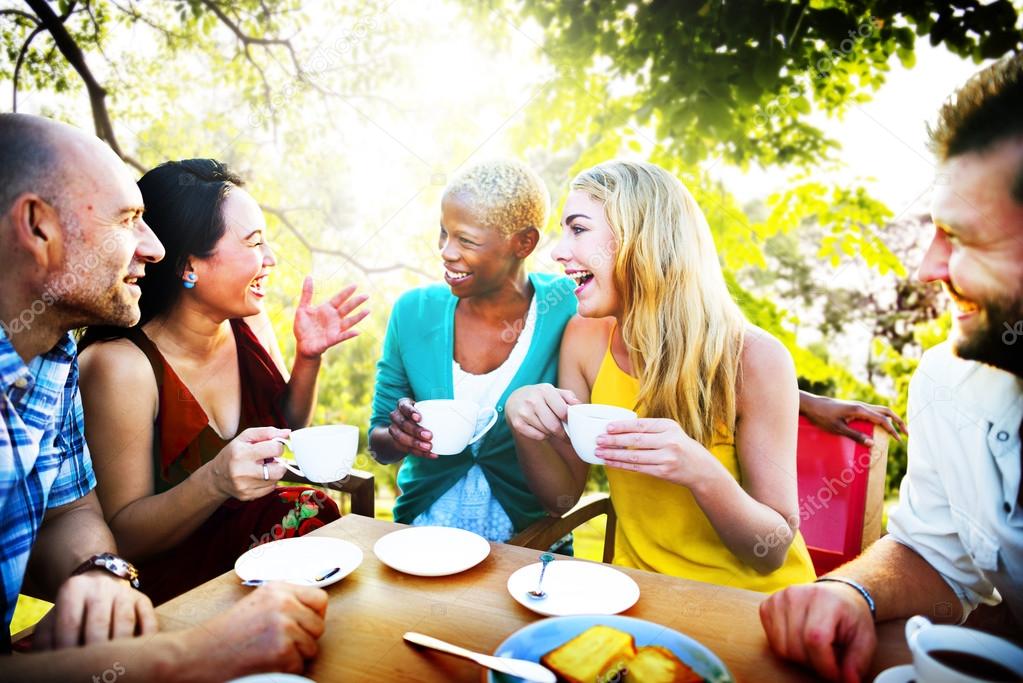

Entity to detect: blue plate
[488,615,735,682]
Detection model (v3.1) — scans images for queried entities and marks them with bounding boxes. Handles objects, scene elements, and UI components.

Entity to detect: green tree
[1,0,434,503]
[488,0,1022,167]
[472,0,1023,493]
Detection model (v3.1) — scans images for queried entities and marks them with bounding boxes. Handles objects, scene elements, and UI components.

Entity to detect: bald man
[1,114,328,681]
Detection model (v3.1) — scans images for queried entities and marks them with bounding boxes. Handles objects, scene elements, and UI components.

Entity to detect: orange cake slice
[541,625,637,683]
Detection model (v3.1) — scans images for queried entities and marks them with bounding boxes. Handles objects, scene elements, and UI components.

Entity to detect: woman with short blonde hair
[369,159,579,545]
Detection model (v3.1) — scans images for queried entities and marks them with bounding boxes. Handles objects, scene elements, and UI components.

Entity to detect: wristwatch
[71,553,140,589]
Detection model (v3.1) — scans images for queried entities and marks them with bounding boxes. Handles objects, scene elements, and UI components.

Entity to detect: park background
[3,0,1022,629]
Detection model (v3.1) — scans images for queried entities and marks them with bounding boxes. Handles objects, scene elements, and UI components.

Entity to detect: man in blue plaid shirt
[2,114,331,680]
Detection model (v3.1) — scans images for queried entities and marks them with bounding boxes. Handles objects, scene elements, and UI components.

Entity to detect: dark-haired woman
[79,159,368,604]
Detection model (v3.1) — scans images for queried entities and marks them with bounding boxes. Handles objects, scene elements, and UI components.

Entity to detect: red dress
[124,320,340,604]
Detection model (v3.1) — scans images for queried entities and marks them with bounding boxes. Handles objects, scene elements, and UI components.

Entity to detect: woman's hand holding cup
[505,384,580,441]
[388,397,435,459]
[209,426,291,500]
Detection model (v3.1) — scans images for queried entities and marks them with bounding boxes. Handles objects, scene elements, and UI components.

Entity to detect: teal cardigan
[370,272,577,532]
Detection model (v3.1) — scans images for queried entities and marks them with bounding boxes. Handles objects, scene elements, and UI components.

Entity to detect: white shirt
[887,342,1023,623]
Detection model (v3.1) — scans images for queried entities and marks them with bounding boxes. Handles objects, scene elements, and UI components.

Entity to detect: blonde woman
[506,160,817,590]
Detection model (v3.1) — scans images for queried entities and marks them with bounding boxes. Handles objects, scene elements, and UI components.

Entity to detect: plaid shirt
[0,328,95,634]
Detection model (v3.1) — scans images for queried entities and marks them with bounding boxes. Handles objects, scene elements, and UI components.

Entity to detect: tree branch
[200,0,306,79]
[83,0,118,75]
[12,23,46,112]
[261,205,433,279]
[108,0,185,42]
[1,9,40,24]
[22,0,144,172]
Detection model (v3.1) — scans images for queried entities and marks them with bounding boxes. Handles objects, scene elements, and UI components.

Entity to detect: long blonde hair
[572,160,746,447]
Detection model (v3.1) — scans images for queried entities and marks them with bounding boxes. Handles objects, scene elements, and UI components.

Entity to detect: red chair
[796,416,890,576]
[510,417,891,577]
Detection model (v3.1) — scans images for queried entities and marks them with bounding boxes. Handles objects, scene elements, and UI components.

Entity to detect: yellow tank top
[592,336,816,592]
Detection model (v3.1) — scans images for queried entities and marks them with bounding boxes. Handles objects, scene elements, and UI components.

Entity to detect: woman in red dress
[79,159,368,604]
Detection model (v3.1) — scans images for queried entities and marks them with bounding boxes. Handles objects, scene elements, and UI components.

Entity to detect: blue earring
[183,273,197,289]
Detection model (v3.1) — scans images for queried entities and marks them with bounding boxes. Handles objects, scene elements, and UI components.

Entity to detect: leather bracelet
[815,576,876,620]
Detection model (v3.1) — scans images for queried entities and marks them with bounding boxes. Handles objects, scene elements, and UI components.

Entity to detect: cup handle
[270,437,305,478]
[905,615,931,644]
[468,407,499,445]
[278,460,305,478]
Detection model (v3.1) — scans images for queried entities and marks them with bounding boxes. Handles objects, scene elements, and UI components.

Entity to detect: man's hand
[760,582,877,683]
[181,583,328,679]
[32,572,157,650]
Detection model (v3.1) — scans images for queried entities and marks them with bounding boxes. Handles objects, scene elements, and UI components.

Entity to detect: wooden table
[157,516,911,682]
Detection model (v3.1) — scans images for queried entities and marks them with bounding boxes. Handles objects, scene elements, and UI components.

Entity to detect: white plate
[234,536,363,588]
[373,526,491,576]
[873,664,916,683]
[507,559,640,616]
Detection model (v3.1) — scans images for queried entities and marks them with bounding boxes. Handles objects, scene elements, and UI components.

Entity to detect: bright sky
[716,42,988,219]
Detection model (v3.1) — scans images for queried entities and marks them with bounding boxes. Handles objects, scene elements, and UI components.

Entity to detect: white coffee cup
[413,399,498,455]
[563,403,638,464]
[893,615,1023,682]
[272,425,359,483]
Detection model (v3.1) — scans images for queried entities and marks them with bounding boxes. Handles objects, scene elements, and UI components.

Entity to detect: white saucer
[507,559,640,616]
[873,664,916,683]
[225,675,315,683]
[373,526,491,576]
[234,536,363,588]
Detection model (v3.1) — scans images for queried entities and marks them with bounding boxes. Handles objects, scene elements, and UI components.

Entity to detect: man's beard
[45,229,141,330]
[952,294,1023,377]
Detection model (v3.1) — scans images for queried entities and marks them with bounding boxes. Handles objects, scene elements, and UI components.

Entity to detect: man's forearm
[5,630,190,682]
[27,492,117,597]
[831,537,963,623]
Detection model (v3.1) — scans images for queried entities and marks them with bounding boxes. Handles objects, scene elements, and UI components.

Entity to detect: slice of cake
[541,625,637,683]
[623,645,705,683]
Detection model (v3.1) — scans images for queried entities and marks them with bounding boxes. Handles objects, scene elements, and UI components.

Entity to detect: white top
[452,296,537,413]
[411,297,537,542]
[887,342,1023,623]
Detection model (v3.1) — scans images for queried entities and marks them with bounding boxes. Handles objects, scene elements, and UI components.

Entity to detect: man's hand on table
[33,571,157,650]
[180,583,328,678]
[760,582,877,683]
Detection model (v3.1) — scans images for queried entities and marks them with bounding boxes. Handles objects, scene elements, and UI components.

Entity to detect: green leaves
[485,0,1022,168]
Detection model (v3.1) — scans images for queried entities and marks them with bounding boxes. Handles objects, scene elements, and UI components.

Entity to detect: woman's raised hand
[387,397,436,459]
[294,277,370,359]
[505,383,580,440]
[209,426,291,500]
